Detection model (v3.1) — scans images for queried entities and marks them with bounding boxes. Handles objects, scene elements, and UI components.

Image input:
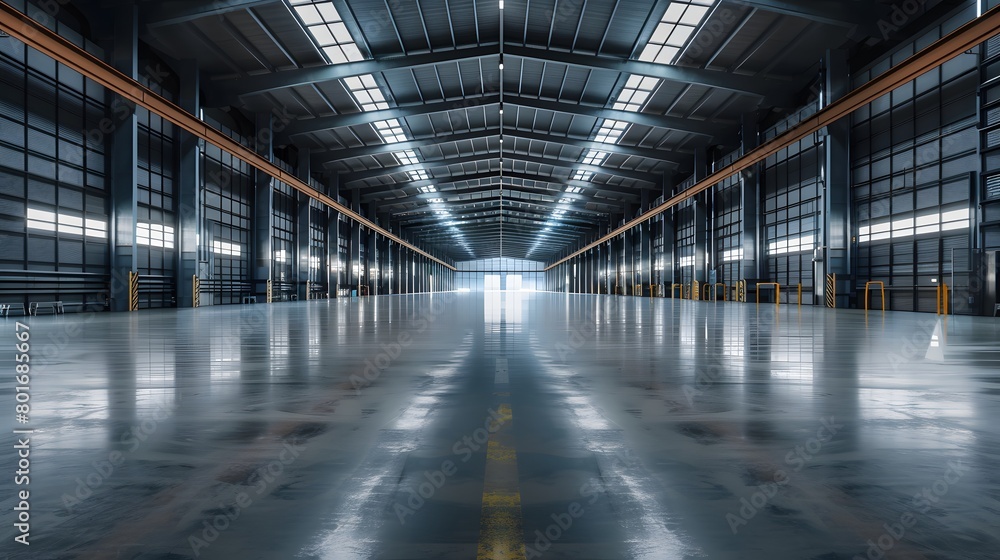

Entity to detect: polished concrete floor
[2,292,1000,559]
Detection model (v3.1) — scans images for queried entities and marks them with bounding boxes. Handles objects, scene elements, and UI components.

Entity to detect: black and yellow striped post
[128,271,139,312]
[737,280,747,303]
[192,275,200,308]
[266,279,273,304]
[825,274,836,308]
[692,280,700,301]
[305,281,311,301]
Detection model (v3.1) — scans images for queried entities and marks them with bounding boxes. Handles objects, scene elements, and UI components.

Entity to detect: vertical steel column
[326,173,340,297]
[693,149,709,287]
[296,150,312,302]
[348,190,361,295]
[824,49,852,308]
[174,60,200,307]
[741,112,762,283]
[367,202,378,296]
[109,5,139,312]
[175,58,200,308]
[252,112,274,301]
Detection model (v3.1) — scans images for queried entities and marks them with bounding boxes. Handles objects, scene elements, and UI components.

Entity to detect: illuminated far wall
[454,258,545,292]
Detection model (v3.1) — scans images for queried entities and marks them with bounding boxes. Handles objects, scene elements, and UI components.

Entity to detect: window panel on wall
[201,119,253,305]
[135,71,177,307]
[676,203,696,286]
[0,36,109,281]
[762,104,823,302]
[309,202,326,288]
[272,179,296,293]
[853,18,977,313]
[713,158,742,287]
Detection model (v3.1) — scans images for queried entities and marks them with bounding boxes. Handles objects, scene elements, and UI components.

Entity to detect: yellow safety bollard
[826,274,836,308]
[936,283,949,315]
[757,282,780,305]
[713,283,727,302]
[865,281,886,312]
[192,275,200,308]
[671,284,684,299]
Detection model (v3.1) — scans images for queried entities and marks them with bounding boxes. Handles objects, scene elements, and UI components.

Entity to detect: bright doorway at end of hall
[484,274,522,291]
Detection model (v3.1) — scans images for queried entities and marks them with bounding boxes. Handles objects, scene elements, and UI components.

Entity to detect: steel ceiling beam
[0,2,456,271]
[343,151,659,183]
[357,170,649,201]
[732,0,881,30]
[502,45,794,105]
[547,4,1000,270]
[311,128,688,166]
[375,184,589,209]
[284,95,501,136]
[208,45,500,106]
[142,0,275,28]
[406,210,595,231]
[209,41,788,107]
[291,93,724,138]
[396,198,608,222]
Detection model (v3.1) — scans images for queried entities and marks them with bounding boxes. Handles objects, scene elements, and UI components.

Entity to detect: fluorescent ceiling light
[571,171,593,181]
[639,0,714,65]
[408,170,430,181]
[288,0,364,64]
[565,186,584,193]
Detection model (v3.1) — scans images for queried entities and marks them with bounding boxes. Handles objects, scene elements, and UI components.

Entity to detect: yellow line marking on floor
[477,403,526,560]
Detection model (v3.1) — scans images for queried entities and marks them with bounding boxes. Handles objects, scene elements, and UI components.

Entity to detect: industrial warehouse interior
[1,0,1000,558]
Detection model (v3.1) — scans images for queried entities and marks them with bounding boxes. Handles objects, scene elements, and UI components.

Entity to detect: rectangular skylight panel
[315,2,341,21]
[294,4,325,25]
[408,170,430,181]
[290,1,364,65]
[639,0,715,66]
[418,186,436,193]
[680,5,711,25]
[667,26,694,46]
[374,119,408,143]
[582,150,608,166]
[395,150,419,165]
[345,73,389,112]
[595,119,629,143]
[566,186,584,193]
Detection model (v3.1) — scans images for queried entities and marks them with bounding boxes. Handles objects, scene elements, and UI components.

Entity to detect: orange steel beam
[548,5,1000,271]
[0,2,456,271]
